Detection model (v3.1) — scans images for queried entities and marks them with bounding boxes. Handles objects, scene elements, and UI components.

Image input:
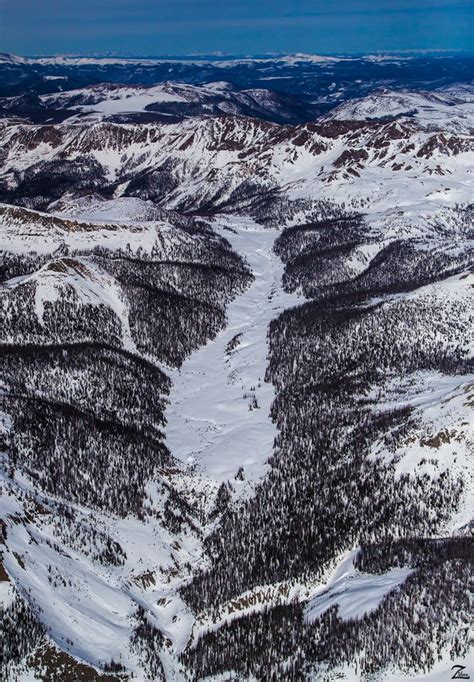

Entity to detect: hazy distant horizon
[5,49,474,60]
[1,1,472,56]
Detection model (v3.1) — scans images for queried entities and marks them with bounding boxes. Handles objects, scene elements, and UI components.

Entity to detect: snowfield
[166,218,301,489]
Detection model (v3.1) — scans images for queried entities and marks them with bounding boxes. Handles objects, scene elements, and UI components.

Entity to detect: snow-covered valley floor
[165,217,301,491]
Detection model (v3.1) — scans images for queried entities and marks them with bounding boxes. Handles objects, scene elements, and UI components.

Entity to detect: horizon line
[4,48,473,60]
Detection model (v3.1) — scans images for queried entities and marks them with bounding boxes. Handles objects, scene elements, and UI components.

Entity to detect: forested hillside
[1,58,472,680]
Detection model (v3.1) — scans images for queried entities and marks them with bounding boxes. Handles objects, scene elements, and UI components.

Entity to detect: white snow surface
[0,580,15,609]
[42,84,190,114]
[325,86,474,133]
[305,560,412,623]
[165,217,301,488]
[0,474,199,679]
[39,80,302,122]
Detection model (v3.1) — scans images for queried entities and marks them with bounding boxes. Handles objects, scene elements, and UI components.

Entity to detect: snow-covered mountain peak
[325,87,474,133]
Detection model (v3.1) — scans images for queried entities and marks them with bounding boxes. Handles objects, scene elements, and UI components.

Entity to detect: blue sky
[0,0,472,56]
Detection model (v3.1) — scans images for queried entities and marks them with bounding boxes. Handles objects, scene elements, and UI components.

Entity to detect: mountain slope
[1,83,473,681]
[0,92,472,217]
[325,85,474,133]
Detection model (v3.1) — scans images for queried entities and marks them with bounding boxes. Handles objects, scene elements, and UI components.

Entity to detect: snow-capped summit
[325,87,474,133]
[0,52,27,65]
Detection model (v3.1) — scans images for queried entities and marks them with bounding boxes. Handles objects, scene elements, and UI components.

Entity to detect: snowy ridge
[39,81,308,122]
[0,53,347,67]
[0,100,472,217]
[325,86,474,133]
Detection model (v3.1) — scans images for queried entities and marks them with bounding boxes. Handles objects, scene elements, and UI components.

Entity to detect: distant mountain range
[1,50,473,107]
